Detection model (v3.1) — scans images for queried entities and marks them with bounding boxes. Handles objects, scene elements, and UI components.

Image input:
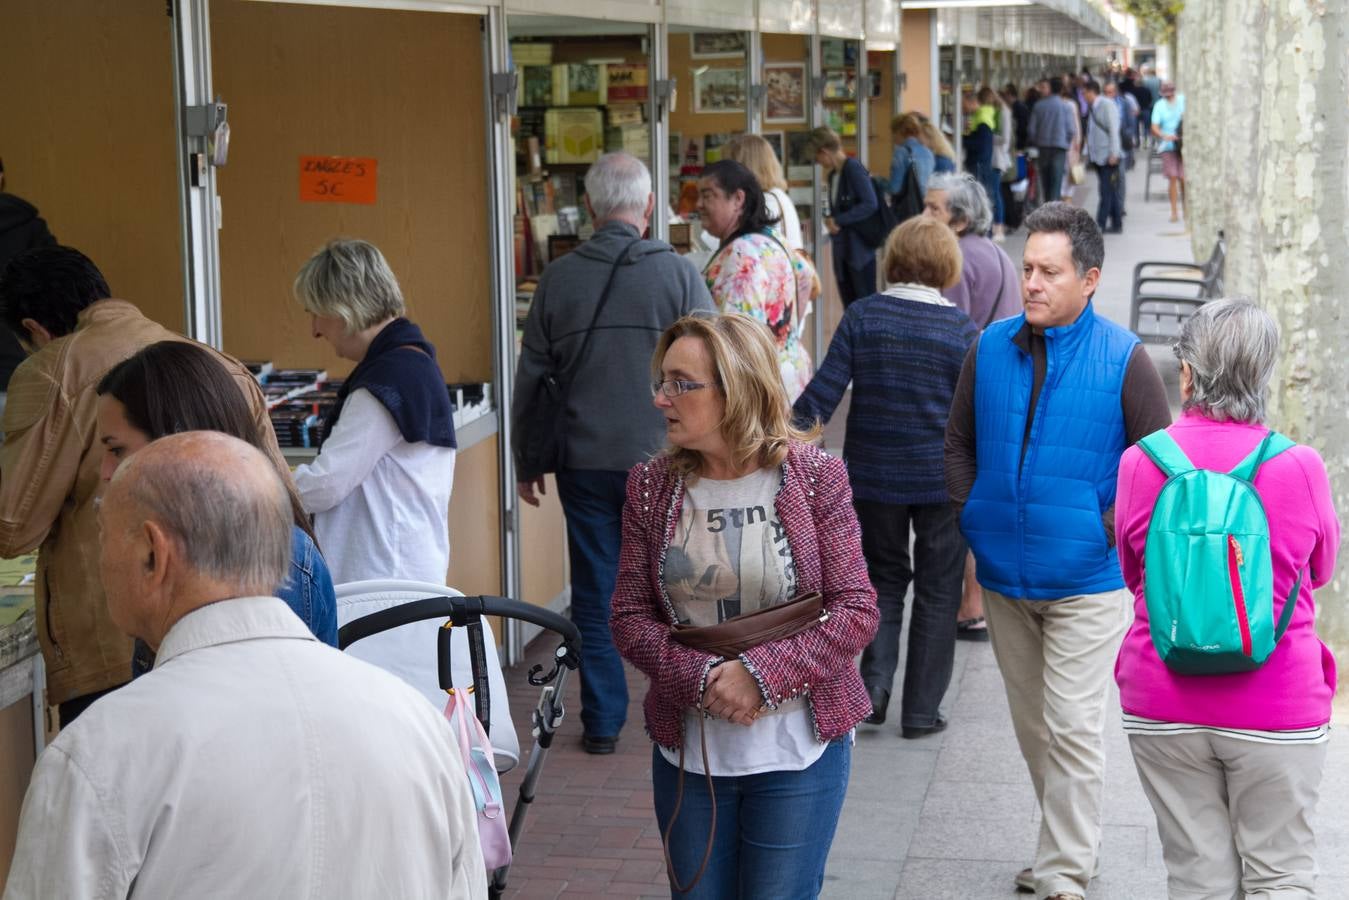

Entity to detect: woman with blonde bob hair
[723,134,802,250]
[611,313,878,897]
[291,238,458,585]
[794,217,977,736]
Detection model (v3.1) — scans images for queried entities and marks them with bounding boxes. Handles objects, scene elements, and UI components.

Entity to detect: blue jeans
[653,738,851,899]
[556,468,629,738]
[1095,163,1123,231]
[980,164,1004,227]
[1037,147,1067,203]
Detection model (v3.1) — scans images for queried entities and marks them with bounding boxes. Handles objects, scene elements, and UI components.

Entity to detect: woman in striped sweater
[793,216,978,736]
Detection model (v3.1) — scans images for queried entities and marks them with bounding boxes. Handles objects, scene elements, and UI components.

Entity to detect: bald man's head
[101,432,291,642]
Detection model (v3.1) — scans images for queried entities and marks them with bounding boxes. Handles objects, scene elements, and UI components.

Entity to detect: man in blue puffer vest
[944,203,1171,900]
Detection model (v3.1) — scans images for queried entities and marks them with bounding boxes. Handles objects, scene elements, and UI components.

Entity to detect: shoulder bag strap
[1136,429,1196,478]
[561,238,641,389]
[662,713,716,894]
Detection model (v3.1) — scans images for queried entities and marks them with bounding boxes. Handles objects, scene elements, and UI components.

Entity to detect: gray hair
[1174,298,1279,424]
[294,239,405,332]
[117,433,291,596]
[584,152,652,221]
[928,171,992,235]
[1024,202,1104,276]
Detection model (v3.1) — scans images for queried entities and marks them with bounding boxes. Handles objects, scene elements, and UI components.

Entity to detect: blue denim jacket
[132,526,338,676]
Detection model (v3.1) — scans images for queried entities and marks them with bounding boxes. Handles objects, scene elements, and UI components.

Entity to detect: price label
[299,156,377,205]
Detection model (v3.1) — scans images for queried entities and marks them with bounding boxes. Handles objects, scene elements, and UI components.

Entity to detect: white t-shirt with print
[659,468,827,776]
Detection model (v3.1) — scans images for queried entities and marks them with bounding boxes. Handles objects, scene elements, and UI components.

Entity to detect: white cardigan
[294,388,456,585]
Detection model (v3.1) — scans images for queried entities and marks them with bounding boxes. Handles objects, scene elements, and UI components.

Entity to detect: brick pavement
[497,636,668,899]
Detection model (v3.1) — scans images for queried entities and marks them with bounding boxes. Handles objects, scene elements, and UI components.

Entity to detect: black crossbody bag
[517,240,643,476]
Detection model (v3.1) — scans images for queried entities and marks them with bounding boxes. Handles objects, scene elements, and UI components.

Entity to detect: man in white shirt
[3,431,487,899]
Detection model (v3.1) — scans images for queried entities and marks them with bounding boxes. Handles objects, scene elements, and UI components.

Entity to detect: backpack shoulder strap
[1137,429,1194,478]
[1273,567,1303,643]
[1228,430,1295,482]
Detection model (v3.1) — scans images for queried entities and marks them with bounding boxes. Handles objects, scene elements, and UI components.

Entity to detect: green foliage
[1120,0,1185,41]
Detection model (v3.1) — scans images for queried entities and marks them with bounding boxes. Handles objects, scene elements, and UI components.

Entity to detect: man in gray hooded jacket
[511,152,714,754]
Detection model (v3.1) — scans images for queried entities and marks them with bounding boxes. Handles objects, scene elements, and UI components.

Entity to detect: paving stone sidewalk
[494,164,1349,900]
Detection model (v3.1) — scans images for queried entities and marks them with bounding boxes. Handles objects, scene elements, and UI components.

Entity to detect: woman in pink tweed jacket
[611,314,878,898]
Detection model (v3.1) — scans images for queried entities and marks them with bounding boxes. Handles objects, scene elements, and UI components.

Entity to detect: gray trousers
[1129,731,1328,899]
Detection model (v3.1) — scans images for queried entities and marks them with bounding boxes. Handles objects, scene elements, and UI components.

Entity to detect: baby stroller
[336,580,581,899]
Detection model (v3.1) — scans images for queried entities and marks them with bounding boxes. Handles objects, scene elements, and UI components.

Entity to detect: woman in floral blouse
[697,160,814,399]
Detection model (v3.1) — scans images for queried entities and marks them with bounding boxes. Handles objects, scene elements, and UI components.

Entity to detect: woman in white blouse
[724,133,803,251]
[291,239,457,586]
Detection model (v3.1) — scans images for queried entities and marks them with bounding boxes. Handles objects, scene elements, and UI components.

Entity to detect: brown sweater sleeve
[943,337,980,510]
[1102,345,1173,544]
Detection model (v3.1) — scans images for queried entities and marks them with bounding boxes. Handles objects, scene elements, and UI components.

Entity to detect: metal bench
[1143,148,1166,202]
[1129,230,1226,344]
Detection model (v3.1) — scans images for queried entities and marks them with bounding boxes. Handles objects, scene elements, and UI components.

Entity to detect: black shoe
[864,686,889,725]
[901,717,948,739]
[582,734,618,755]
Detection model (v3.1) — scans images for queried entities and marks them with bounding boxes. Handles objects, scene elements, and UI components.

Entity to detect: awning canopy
[912,1,1128,56]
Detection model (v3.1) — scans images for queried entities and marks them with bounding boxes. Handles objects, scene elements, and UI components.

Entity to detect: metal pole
[650,22,670,241]
[747,24,764,134]
[170,0,223,347]
[952,12,962,158]
[483,4,522,662]
[810,31,825,364]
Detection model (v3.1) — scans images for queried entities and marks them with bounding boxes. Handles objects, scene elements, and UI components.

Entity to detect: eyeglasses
[651,379,714,398]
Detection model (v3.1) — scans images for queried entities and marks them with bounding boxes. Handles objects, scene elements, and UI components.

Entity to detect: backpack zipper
[1227,535,1252,657]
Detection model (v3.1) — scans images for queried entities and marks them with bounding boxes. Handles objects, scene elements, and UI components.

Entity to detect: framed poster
[764,62,807,123]
[694,67,747,114]
[761,131,785,164]
[690,31,747,59]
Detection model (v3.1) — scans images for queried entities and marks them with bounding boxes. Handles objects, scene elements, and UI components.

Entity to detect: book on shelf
[544,108,604,163]
[605,123,651,160]
[552,63,607,107]
[822,70,855,101]
[607,103,644,127]
[606,63,648,103]
[519,66,553,107]
[511,42,553,67]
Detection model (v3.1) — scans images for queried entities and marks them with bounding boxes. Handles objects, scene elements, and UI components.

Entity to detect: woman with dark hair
[96,341,339,669]
[697,159,814,399]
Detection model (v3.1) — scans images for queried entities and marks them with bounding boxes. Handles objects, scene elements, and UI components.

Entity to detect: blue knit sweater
[793,287,978,506]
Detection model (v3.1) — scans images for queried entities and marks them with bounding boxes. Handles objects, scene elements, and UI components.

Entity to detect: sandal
[956,617,990,642]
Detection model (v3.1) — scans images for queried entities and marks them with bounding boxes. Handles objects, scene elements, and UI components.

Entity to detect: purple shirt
[941,233,1021,328]
[1114,411,1341,730]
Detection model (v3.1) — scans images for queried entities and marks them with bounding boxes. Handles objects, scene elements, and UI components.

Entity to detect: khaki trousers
[1129,732,1328,900]
[983,588,1131,899]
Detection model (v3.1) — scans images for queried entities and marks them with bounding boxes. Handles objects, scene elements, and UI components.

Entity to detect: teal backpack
[1137,429,1302,675]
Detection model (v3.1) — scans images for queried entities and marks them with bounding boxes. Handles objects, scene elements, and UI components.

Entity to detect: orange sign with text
[298,156,377,204]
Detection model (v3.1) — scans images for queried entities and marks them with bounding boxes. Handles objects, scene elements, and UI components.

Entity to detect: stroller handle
[338,594,581,651]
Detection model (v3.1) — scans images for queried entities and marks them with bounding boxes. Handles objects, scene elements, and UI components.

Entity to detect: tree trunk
[1179,0,1349,703]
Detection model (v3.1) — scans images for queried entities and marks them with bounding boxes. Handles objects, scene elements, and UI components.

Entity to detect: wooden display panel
[210,2,491,385]
[901,9,936,118]
[868,50,897,180]
[0,0,184,332]
[520,475,568,609]
[668,31,747,156]
[0,697,35,888]
[446,437,503,598]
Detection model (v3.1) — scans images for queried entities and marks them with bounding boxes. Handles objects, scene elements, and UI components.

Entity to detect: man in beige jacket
[0,245,287,725]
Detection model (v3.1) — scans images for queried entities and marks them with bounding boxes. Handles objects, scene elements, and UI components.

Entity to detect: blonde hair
[652,314,819,477]
[294,238,405,332]
[917,117,956,160]
[723,134,788,193]
[883,217,963,289]
[891,113,923,141]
